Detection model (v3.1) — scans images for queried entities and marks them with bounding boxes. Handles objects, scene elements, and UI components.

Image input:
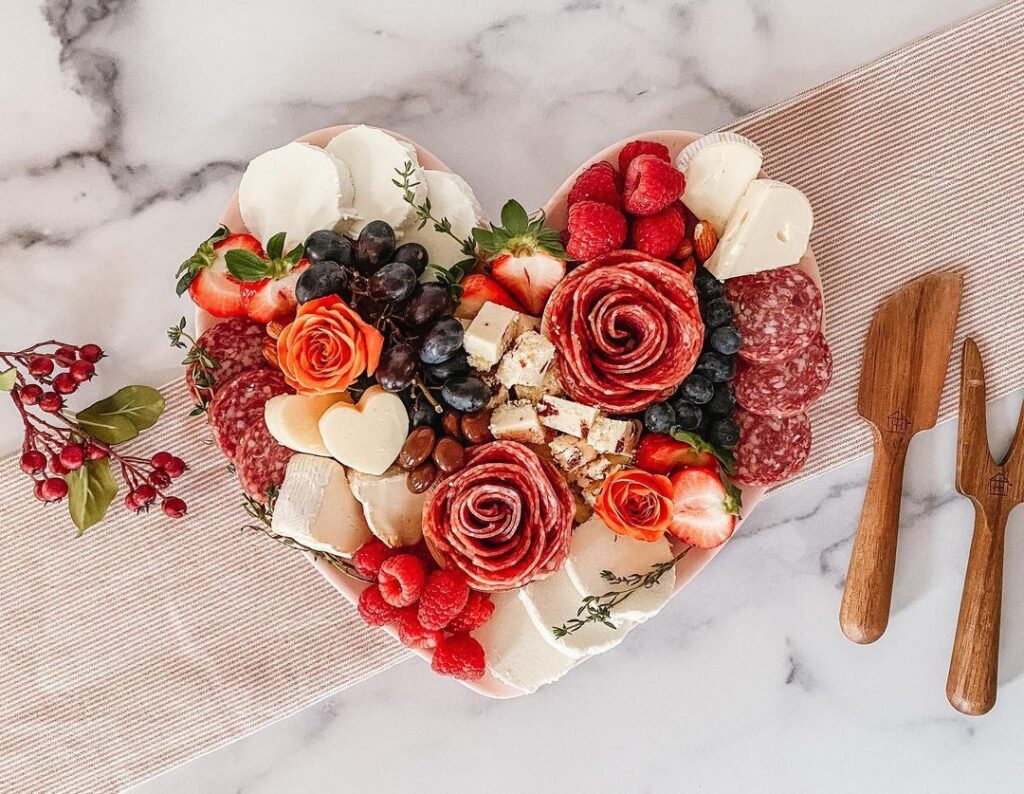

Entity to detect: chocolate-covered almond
[441,410,463,440]
[407,461,439,494]
[460,410,493,444]
[432,436,466,474]
[398,426,436,470]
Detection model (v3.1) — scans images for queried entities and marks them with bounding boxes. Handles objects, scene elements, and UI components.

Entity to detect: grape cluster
[296,222,491,424]
[642,264,741,449]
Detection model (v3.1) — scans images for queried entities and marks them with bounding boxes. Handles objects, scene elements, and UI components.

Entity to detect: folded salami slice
[186,317,269,404]
[732,409,812,487]
[422,440,574,592]
[725,267,822,365]
[542,249,703,414]
[734,333,832,417]
[235,417,294,503]
[208,369,292,462]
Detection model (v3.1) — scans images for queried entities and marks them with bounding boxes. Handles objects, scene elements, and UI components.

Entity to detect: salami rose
[542,250,703,413]
[422,441,574,592]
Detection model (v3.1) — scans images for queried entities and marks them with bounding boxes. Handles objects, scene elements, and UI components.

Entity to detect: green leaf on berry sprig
[175,225,229,296]
[0,367,16,392]
[225,232,305,282]
[669,427,736,474]
[65,458,118,535]
[76,386,166,445]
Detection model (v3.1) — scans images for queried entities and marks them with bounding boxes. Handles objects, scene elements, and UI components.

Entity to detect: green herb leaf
[76,385,166,444]
[225,250,271,281]
[500,200,529,235]
[0,367,16,392]
[65,458,118,535]
[266,231,286,260]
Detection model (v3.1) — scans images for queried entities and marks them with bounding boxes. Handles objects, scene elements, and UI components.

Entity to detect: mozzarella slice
[476,592,574,693]
[401,170,483,274]
[566,516,675,623]
[348,467,425,548]
[676,132,763,235]
[271,454,372,556]
[318,386,408,476]
[325,125,426,237]
[239,141,355,250]
[704,179,813,280]
[520,568,635,659]
[264,392,350,456]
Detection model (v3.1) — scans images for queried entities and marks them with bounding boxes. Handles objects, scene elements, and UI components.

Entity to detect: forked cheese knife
[840,272,963,644]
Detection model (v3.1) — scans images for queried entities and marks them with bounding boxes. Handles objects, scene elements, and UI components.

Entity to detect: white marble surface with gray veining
[4,1,1023,791]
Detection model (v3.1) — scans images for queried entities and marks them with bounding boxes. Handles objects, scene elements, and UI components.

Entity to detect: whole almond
[693,221,719,263]
[265,319,286,340]
[261,335,279,367]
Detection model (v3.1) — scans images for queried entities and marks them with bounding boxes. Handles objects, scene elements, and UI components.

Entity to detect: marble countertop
[5,0,1022,791]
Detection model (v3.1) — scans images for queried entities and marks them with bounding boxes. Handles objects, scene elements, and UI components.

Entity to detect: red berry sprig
[1,340,190,530]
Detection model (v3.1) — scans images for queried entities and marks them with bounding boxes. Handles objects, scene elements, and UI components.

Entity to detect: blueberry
[419,317,464,365]
[295,261,348,304]
[669,399,702,431]
[643,402,677,434]
[694,265,724,300]
[442,376,491,413]
[368,261,417,304]
[695,351,735,383]
[392,242,429,277]
[303,230,354,267]
[710,325,741,355]
[425,349,470,385]
[355,220,396,271]
[708,418,740,449]
[677,373,714,405]
[706,382,736,417]
[702,297,734,328]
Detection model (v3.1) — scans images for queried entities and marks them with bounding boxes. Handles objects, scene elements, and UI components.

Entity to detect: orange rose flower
[276,296,383,394]
[594,468,675,542]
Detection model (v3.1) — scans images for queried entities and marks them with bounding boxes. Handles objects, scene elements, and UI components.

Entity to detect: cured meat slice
[235,417,294,503]
[208,369,292,461]
[725,267,822,365]
[734,333,832,417]
[186,317,269,404]
[541,249,704,413]
[732,409,812,487]
[422,440,574,592]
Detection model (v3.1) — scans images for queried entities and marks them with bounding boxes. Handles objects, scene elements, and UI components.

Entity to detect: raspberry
[431,634,486,680]
[618,139,670,174]
[352,538,395,578]
[358,584,401,626]
[396,608,444,649]
[567,162,621,210]
[623,154,685,216]
[565,201,627,261]
[447,590,495,633]
[417,569,470,630]
[632,204,686,259]
[377,553,427,607]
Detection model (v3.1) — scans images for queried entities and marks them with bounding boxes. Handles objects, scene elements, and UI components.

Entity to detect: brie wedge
[676,133,763,235]
[348,467,425,548]
[402,170,483,274]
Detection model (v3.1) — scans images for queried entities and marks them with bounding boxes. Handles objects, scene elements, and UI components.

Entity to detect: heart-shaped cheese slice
[318,385,409,475]
[265,392,351,456]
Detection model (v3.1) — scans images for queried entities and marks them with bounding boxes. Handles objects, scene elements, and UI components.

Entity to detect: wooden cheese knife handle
[840,435,909,644]
[947,506,1006,716]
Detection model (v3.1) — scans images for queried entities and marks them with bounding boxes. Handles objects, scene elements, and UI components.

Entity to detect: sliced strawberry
[244,260,309,323]
[490,252,565,315]
[181,231,262,318]
[455,273,525,319]
[668,466,740,549]
[636,433,717,475]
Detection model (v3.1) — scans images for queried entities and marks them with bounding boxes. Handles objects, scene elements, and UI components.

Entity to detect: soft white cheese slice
[325,125,426,237]
[677,133,763,235]
[239,141,355,250]
[566,515,676,623]
[271,454,371,556]
[348,467,425,548]
[401,170,483,275]
[264,392,350,457]
[704,179,813,280]
[476,591,575,693]
[520,568,635,659]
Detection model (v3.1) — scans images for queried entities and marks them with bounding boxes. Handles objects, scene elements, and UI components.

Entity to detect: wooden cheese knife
[840,272,963,644]
[947,338,1024,715]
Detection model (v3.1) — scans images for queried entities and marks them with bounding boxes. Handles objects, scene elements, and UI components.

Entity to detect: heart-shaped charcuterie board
[196,125,824,699]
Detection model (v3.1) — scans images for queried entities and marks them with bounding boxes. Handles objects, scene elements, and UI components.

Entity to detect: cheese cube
[537,396,600,438]
[489,400,546,444]
[271,455,372,556]
[463,301,520,370]
[348,467,425,547]
[514,360,563,403]
[548,435,598,473]
[677,133,763,234]
[496,331,556,389]
[587,417,641,457]
[515,314,542,337]
[704,179,813,280]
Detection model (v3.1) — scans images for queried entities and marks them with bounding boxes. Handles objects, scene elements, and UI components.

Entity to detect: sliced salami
[235,417,294,503]
[732,409,812,487]
[725,267,822,365]
[208,369,292,461]
[186,317,269,405]
[734,334,832,417]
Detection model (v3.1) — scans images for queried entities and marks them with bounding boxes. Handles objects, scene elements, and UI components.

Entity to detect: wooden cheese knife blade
[840,272,963,644]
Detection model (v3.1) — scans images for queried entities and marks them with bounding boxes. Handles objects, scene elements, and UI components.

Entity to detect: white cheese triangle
[677,134,763,235]
[402,170,483,275]
[348,467,425,548]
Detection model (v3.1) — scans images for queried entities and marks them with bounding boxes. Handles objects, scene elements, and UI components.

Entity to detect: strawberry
[623,154,686,216]
[455,273,525,319]
[636,432,718,475]
[223,231,310,324]
[178,229,262,318]
[668,466,740,549]
[473,200,567,315]
[244,261,309,323]
[565,200,628,261]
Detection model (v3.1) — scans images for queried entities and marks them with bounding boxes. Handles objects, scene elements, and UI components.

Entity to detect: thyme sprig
[167,317,219,415]
[552,547,692,638]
